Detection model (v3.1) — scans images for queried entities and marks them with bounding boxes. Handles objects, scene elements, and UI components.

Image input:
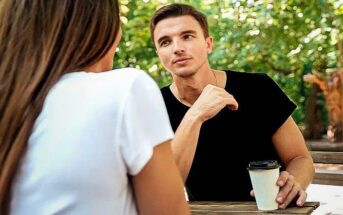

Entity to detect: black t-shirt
[161,70,296,201]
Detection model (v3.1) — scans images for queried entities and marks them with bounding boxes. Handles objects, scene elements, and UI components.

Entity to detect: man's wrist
[185,108,205,124]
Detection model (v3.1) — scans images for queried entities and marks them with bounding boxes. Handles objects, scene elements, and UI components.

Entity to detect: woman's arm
[132,140,190,215]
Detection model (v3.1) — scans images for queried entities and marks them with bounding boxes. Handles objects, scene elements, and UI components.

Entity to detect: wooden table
[190,201,320,214]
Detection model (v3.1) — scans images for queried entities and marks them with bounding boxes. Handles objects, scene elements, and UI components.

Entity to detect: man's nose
[173,41,185,55]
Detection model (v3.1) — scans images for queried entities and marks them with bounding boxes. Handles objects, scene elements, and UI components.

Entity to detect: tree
[117,0,343,138]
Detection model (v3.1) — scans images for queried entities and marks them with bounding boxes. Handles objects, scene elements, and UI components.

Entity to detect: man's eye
[160,41,170,47]
[184,35,194,40]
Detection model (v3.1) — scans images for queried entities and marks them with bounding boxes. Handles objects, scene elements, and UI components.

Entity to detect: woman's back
[1,0,189,214]
[11,68,174,214]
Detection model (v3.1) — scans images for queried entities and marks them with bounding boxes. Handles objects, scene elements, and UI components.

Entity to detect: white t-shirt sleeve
[119,72,174,176]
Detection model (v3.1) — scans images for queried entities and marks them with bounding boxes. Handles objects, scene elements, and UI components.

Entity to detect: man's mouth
[173,57,192,64]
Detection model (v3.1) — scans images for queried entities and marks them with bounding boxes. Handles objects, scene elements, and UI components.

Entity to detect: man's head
[150,3,209,45]
[150,3,213,78]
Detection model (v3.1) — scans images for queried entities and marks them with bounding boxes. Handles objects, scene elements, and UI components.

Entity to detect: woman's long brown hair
[0,0,120,213]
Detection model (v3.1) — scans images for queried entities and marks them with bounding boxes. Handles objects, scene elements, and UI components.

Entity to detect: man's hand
[276,171,307,209]
[250,171,307,209]
[189,84,238,122]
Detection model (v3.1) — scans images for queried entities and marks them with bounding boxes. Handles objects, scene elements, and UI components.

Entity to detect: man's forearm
[285,156,315,189]
[172,110,203,182]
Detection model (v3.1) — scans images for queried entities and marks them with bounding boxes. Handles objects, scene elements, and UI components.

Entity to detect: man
[150,3,314,209]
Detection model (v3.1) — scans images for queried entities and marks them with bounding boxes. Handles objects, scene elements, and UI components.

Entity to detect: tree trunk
[303,86,324,140]
[303,69,343,142]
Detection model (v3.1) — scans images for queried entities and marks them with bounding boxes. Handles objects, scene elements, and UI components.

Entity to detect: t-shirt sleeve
[258,74,297,136]
[119,72,174,176]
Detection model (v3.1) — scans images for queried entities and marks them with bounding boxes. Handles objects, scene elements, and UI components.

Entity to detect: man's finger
[250,190,255,197]
[277,171,289,187]
[276,175,294,203]
[226,98,238,110]
[279,184,299,209]
[296,190,307,206]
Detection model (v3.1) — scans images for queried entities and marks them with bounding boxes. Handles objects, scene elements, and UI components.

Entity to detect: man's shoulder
[223,70,278,98]
[225,70,270,80]
[160,85,172,99]
[160,85,171,94]
[160,85,171,91]
[226,70,276,90]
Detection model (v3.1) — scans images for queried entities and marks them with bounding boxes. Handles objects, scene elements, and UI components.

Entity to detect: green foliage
[117,0,343,125]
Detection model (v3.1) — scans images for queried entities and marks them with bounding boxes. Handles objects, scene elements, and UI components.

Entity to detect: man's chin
[171,69,196,78]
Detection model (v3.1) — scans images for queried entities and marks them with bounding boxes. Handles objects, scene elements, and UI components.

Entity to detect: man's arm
[272,116,315,209]
[172,109,202,181]
[172,85,238,181]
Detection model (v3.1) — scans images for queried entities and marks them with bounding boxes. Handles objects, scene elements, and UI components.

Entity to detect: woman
[0,0,189,214]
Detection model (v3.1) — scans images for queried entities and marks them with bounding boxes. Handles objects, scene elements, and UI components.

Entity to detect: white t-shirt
[11,68,174,215]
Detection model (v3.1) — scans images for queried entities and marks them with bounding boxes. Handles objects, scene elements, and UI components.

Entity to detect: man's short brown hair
[150,3,209,45]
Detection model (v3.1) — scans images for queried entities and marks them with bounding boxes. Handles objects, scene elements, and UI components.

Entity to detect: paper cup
[247,160,280,211]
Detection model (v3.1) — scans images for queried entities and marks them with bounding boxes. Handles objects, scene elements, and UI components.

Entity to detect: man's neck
[170,68,220,106]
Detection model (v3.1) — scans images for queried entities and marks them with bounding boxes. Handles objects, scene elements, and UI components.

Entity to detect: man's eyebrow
[181,30,197,35]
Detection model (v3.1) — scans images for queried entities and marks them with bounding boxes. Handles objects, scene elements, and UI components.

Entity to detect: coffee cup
[247,160,280,211]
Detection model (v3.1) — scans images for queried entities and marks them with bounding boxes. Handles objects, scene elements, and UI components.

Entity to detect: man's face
[153,15,213,78]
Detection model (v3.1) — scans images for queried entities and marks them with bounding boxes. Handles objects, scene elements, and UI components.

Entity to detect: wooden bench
[307,141,343,186]
[307,140,343,152]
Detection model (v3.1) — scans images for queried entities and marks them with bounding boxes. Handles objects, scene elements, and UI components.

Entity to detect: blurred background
[116,0,343,141]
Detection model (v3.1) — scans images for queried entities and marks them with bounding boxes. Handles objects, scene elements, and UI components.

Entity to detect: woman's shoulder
[51,68,155,102]
[100,67,148,81]
[75,68,154,91]
[107,68,155,86]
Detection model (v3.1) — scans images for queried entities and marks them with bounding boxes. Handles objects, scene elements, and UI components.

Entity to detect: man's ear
[206,36,214,54]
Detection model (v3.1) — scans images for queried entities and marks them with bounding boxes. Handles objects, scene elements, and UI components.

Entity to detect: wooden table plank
[190,201,320,215]
[310,151,343,164]
[307,140,343,152]
[313,172,343,186]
